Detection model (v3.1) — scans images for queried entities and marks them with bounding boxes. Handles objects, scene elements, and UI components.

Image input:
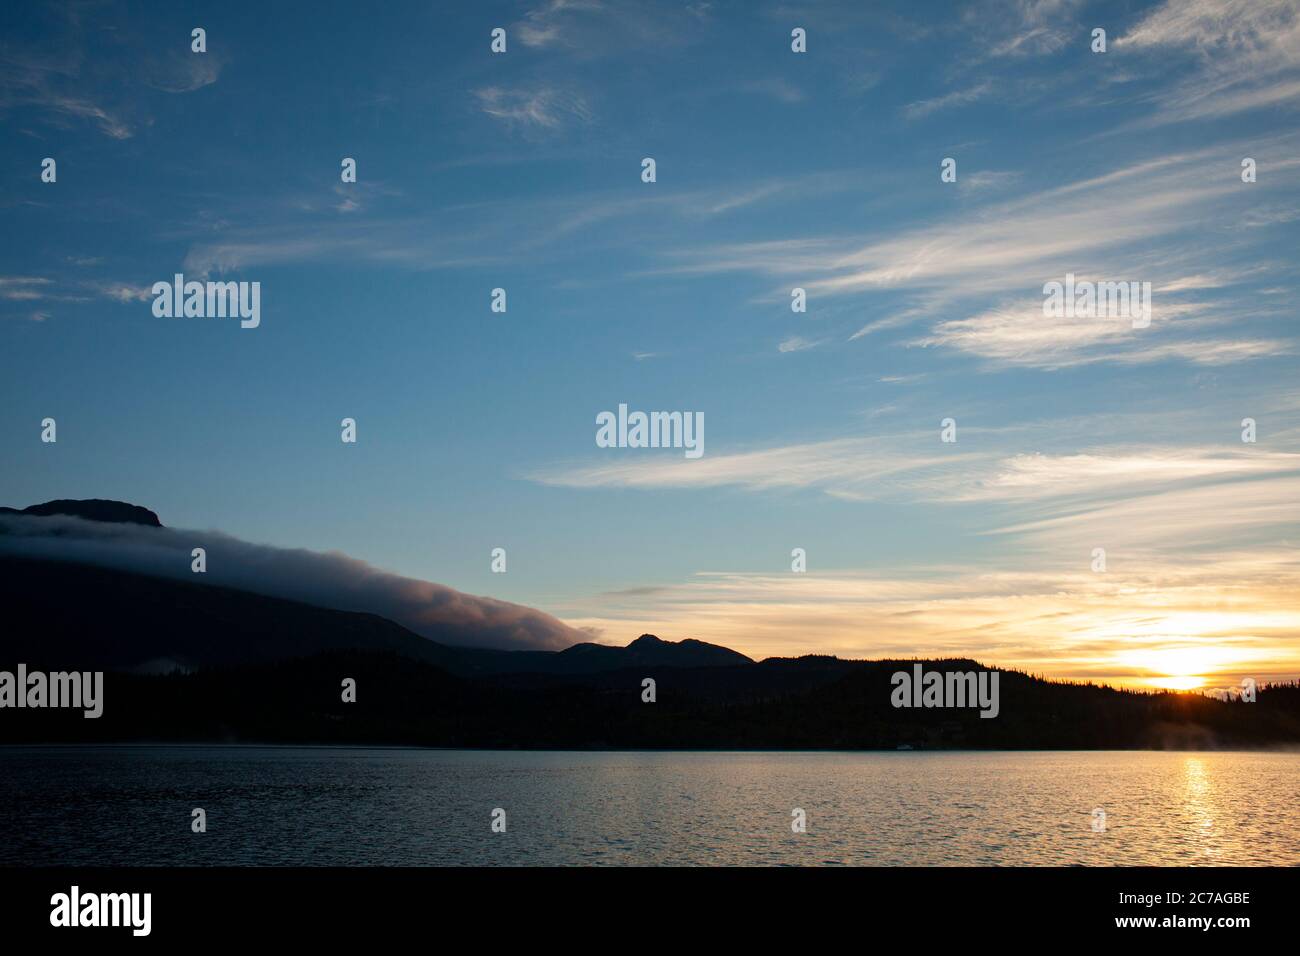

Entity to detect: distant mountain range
[0,556,752,677]
[3,499,1298,749]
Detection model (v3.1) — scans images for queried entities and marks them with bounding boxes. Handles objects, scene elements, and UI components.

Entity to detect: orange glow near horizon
[1148,675,1208,691]
[564,573,1300,693]
[1113,646,1247,692]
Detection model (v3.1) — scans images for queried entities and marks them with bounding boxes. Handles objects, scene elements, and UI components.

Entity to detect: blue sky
[3,0,1299,688]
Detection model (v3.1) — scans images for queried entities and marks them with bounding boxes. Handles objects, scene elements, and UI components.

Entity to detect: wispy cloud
[661,140,1300,368]
[0,4,222,139]
[144,52,223,94]
[530,434,980,496]
[173,169,863,277]
[560,557,1300,686]
[49,93,132,137]
[957,169,1022,193]
[980,0,1084,58]
[681,146,1276,297]
[474,85,592,129]
[0,17,129,138]
[0,277,54,301]
[91,281,153,303]
[0,275,167,315]
[777,335,820,353]
[545,421,1300,686]
[510,0,707,53]
[1115,0,1300,126]
[903,80,993,119]
[531,429,1300,512]
[515,0,608,49]
[741,77,805,104]
[968,448,1300,503]
[916,298,1288,369]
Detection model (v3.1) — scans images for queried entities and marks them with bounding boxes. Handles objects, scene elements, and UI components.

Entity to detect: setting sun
[1114,646,1244,690]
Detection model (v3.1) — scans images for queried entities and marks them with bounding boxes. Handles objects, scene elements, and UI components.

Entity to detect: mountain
[3,499,1300,749]
[0,498,749,676]
[4,644,1297,749]
[0,497,593,652]
[0,498,162,527]
[0,556,460,672]
[0,554,747,677]
[554,633,753,671]
[4,552,1299,750]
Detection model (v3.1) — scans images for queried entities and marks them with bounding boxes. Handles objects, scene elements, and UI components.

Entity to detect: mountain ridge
[0,554,754,676]
[5,499,1300,749]
[0,498,162,527]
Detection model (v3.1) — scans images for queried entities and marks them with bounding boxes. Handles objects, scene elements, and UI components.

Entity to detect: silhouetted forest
[4,648,1298,750]
[4,555,1299,750]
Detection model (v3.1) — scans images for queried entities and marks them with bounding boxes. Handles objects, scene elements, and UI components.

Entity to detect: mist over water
[4,747,1296,866]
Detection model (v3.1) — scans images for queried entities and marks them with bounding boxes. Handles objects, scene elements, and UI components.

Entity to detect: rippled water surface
[3,747,1296,865]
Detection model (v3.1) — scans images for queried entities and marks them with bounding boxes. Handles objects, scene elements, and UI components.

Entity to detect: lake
[2,747,1296,865]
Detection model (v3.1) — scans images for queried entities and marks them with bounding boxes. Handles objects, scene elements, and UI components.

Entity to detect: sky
[2,0,1299,691]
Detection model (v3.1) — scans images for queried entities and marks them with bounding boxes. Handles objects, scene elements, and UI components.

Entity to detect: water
[2,747,1296,866]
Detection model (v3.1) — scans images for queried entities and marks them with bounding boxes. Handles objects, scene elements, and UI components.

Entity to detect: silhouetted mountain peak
[5,554,1300,750]
[626,633,753,666]
[550,633,751,671]
[0,499,163,527]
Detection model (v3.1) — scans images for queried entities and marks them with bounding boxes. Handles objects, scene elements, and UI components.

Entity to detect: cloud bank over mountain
[0,511,585,652]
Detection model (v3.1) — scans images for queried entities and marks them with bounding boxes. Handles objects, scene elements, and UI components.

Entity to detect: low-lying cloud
[0,514,585,652]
